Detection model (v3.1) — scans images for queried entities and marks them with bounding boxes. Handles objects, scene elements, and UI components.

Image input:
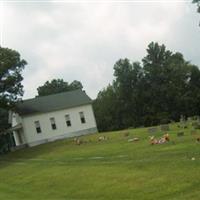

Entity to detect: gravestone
[190,130,196,135]
[192,122,198,127]
[160,124,170,131]
[177,132,184,137]
[192,122,200,129]
[148,127,158,134]
[123,131,130,137]
[179,115,188,129]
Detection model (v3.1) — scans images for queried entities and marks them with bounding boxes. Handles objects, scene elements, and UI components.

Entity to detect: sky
[1,0,200,99]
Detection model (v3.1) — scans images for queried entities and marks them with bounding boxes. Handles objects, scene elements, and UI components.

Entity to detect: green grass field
[0,123,200,200]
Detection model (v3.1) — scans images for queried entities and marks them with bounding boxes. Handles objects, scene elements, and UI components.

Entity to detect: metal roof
[16,89,92,116]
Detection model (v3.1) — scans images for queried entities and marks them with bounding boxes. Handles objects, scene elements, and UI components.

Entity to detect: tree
[37,79,83,96]
[94,59,145,131]
[193,0,200,13]
[93,85,119,131]
[0,108,9,132]
[113,59,144,128]
[193,0,200,25]
[0,108,12,154]
[141,42,197,124]
[0,47,27,109]
[93,42,200,131]
[0,47,26,153]
[70,80,83,90]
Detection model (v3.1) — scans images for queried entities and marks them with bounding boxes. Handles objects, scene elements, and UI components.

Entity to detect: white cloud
[2,1,200,99]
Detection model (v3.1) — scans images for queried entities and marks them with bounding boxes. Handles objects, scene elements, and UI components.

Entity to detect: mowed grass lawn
[0,124,200,200]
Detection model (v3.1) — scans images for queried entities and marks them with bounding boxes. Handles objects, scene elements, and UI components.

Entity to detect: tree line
[93,42,200,131]
[1,41,200,135]
[0,0,199,153]
[93,0,200,131]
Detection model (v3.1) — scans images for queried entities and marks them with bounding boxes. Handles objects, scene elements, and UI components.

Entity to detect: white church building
[9,90,98,147]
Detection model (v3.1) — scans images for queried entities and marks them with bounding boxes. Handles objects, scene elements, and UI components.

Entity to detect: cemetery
[0,118,200,199]
[1,1,200,199]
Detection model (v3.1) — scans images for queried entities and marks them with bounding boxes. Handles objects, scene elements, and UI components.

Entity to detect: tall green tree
[0,47,27,109]
[142,42,177,124]
[193,0,200,13]
[93,42,200,131]
[142,43,196,124]
[94,59,145,131]
[0,47,26,153]
[93,85,119,131]
[113,59,144,128]
[37,79,83,96]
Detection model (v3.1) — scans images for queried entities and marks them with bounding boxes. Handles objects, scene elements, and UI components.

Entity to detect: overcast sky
[1,0,200,99]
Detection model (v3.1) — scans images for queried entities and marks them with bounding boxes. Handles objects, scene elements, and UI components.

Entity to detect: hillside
[0,123,200,200]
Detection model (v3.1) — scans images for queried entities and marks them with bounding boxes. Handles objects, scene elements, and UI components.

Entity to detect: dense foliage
[37,79,83,96]
[0,108,9,132]
[0,47,27,109]
[0,47,27,153]
[94,42,200,131]
[193,0,200,13]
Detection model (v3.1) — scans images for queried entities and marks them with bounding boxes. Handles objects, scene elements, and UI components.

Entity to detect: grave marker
[148,127,158,134]
[177,132,184,137]
[190,130,196,135]
[160,124,170,131]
